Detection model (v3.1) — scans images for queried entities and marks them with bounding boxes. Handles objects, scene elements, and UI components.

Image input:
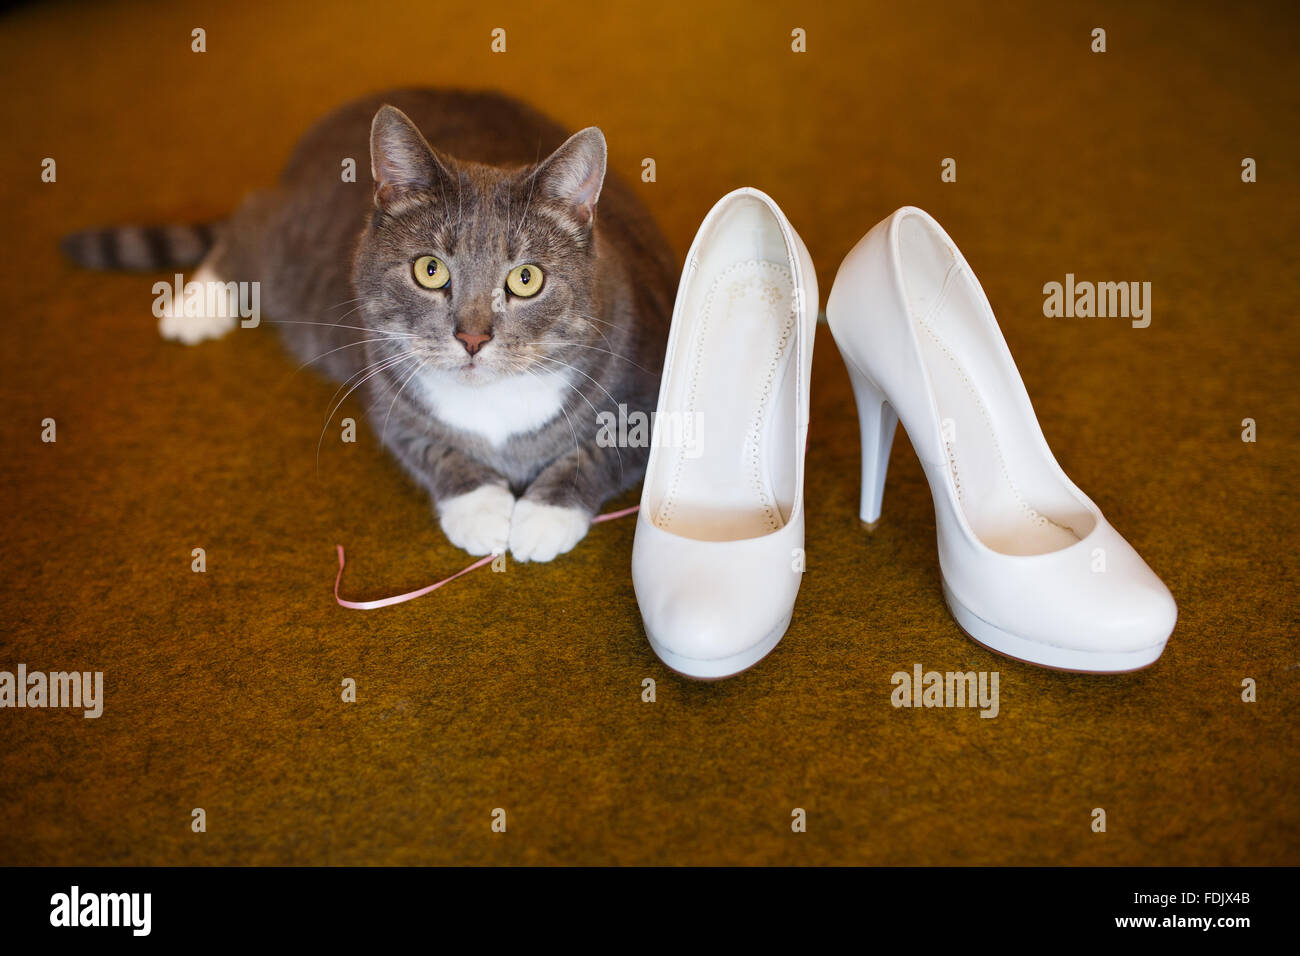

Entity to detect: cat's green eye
[413,255,450,290]
[506,263,544,298]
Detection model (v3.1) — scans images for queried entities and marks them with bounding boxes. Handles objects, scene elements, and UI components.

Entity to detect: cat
[61,89,676,562]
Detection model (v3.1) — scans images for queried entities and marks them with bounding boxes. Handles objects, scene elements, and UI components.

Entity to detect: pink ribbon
[334,504,640,610]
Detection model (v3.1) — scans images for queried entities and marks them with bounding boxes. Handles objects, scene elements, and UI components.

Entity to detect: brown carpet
[0,0,1296,865]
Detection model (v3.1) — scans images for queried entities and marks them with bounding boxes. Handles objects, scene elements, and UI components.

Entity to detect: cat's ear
[369,105,452,211]
[533,127,607,231]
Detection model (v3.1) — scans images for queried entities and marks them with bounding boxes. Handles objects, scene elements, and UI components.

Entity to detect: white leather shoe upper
[632,187,818,678]
[827,206,1176,670]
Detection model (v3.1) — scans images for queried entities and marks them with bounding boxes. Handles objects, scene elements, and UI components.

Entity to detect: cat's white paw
[508,500,591,563]
[158,263,239,345]
[438,485,515,556]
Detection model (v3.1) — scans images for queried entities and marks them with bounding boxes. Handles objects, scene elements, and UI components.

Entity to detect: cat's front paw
[508,500,592,563]
[437,485,515,556]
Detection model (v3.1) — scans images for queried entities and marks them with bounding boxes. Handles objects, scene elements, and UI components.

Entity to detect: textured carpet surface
[0,0,1296,865]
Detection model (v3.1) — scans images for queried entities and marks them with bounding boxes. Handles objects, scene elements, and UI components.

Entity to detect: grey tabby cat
[62,89,675,562]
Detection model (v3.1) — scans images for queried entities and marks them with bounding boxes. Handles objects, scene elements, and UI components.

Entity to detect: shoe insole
[914,263,1081,556]
[653,259,796,542]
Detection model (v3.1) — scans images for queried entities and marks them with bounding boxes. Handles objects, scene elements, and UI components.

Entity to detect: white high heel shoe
[826,207,1176,672]
[632,188,818,679]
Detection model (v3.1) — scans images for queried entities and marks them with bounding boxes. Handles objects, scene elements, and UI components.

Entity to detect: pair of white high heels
[631,189,1177,679]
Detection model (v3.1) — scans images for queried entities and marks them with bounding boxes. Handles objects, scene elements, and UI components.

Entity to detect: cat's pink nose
[455,331,492,356]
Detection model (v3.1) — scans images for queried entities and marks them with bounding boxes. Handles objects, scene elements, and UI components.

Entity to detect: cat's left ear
[533,127,607,232]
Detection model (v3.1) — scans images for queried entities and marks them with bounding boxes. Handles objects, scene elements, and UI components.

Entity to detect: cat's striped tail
[59,222,218,271]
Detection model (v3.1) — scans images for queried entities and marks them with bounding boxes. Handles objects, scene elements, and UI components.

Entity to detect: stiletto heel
[845,362,897,530]
[827,206,1176,672]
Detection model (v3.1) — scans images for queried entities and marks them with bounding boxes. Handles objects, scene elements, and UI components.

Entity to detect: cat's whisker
[320,345,425,421]
[559,311,617,355]
[316,350,423,472]
[567,311,636,358]
[530,355,626,486]
[381,355,428,447]
[332,301,375,325]
[525,341,654,374]
[268,335,410,396]
[289,336,408,377]
[365,353,421,407]
[566,310,634,334]
[323,348,421,428]
[513,148,541,242]
[530,354,626,416]
[436,172,450,218]
[456,170,464,230]
[266,319,418,337]
[324,296,369,311]
[518,364,582,492]
[533,359,604,422]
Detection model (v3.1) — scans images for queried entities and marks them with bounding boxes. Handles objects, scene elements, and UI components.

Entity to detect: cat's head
[354,104,607,386]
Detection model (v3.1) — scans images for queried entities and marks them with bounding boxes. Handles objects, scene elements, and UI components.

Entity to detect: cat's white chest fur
[412,367,571,445]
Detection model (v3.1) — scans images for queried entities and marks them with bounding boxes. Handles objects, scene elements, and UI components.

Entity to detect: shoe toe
[1088,565,1178,655]
[643,574,777,664]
